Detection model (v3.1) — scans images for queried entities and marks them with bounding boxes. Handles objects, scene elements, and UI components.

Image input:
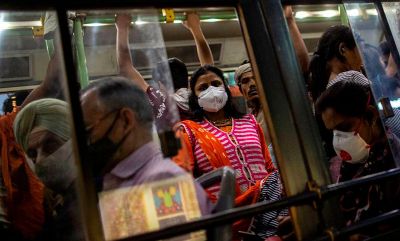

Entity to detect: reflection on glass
[345,3,400,167]
[0,11,83,241]
[382,3,400,58]
[78,8,292,240]
[310,3,400,238]
[79,10,215,240]
[99,174,204,240]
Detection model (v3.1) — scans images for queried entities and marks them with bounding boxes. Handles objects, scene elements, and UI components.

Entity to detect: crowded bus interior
[1,0,400,240]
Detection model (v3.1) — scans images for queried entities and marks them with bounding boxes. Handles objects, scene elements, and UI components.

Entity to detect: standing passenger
[234,6,309,166]
[116,12,213,123]
[0,49,62,240]
[316,80,400,238]
[80,77,211,214]
[13,98,83,241]
[309,25,362,102]
[173,65,287,240]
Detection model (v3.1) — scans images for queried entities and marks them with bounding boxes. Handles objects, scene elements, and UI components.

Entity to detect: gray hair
[81,76,154,129]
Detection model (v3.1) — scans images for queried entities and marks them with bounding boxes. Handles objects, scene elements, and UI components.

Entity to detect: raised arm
[115,14,149,91]
[22,47,62,107]
[183,12,214,66]
[284,6,309,75]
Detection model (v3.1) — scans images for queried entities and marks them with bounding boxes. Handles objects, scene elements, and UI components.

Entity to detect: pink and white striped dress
[181,114,272,197]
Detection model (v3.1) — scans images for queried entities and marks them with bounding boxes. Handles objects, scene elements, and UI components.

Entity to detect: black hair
[188,65,245,121]
[81,76,154,129]
[152,57,188,91]
[361,43,385,79]
[315,80,373,121]
[309,25,357,102]
[2,90,30,114]
[240,59,250,65]
[379,41,391,56]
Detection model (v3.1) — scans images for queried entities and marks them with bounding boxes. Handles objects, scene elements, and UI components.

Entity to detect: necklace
[209,118,232,127]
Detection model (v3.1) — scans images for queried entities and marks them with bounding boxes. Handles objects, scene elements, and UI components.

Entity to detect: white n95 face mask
[198,86,228,112]
[333,130,370,164]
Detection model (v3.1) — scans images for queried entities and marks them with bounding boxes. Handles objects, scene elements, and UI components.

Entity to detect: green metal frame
[73,16,90,88]
[45,39,55,58]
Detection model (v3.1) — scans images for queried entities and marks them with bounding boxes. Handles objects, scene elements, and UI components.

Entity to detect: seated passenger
[80,77,211,215]
[173,65,287,240]
[316,80,400,237]
[13,98,83,241]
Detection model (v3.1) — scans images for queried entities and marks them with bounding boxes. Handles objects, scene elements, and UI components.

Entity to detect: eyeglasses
[85,109,120,139]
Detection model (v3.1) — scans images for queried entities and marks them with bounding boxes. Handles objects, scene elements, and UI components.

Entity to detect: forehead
[195,72,222,86]
[81,90,104,123]
[321,108,345,130]
[28,128,62,149]
[240,71,254,81]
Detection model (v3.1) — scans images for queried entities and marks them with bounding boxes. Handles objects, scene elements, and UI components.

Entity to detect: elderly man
[13,98,83,241]
[0,48,64,240]
[14,98,75,193]
[80,76,211,214]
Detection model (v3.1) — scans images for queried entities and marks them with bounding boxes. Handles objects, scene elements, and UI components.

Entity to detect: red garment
[0,112,45,240]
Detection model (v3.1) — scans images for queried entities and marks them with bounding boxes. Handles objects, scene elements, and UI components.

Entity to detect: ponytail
[309,53,329,102]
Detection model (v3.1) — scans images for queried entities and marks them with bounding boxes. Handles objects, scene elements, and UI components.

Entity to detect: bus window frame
[0,0,399,240]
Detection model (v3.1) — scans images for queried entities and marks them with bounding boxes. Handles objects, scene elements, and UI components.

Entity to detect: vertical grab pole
[45,39,55,58]
[73,13,90,88]
[238,0,341,239]
[339,5,350,26]
[56,8,105,241]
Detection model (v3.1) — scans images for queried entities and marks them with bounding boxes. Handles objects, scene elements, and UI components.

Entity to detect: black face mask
[87,113,124,179]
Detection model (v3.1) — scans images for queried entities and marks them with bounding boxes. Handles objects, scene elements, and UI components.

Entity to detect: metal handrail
[118,168,400,241]
[1,1,399,241]
[310,209,400,241]
[118,192,317,241]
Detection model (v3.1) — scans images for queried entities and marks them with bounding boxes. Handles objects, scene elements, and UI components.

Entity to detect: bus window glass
[76,7,293,240]
[382,3,400,59]
[0,11,84,241]
[345,3,400,168]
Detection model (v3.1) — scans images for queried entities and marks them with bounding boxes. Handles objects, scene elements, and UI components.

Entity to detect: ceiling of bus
[0,6,341,50]
[0,5,345,90]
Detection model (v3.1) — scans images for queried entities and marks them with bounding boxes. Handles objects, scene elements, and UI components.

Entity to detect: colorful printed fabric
[146,85,180,131]
[338,133,400,236]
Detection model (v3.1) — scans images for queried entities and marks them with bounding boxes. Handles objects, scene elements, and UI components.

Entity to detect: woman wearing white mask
[173,65,287,240]
[316,80,400,237]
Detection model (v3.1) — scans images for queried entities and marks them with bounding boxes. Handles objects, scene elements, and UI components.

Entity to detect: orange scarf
[0,112,45,240]
[181,120,274,236]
